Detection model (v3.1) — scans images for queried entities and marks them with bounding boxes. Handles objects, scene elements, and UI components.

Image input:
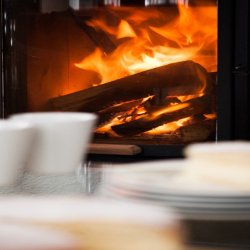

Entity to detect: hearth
[1,0,249,158]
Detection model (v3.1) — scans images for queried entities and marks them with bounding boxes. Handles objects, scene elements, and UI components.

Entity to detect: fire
[146,117,192,135]
[75,2,217,137]
[76,3,217,84]
[152,102,190,117]
[117,20,137,39]
[204,113,217,120]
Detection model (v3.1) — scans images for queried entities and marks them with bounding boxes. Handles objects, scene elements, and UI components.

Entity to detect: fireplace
[1,0,250,158]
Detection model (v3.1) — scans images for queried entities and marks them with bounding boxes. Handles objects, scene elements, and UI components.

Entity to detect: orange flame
[76,3,217,136]
[146,117,192,135]
[152,102,190,117]
[76,4,217,85]
[117,20,137,39]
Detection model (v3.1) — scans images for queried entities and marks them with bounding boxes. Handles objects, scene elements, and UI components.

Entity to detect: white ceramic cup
[10,112,97,175]
[0,120,34,186]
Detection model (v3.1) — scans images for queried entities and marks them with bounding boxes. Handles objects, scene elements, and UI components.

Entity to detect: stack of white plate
[101,160,250,221]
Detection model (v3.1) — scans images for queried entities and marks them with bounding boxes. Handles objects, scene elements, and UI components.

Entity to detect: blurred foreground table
[0,160,249,250]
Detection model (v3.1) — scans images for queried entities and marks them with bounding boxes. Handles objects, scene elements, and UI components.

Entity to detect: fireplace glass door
[1,0,218,151]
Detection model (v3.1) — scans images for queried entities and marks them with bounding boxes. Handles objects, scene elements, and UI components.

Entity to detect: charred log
[111,95,213,136]
[98,99,143,125]
[47,61,212,112]
[143,96,181,113]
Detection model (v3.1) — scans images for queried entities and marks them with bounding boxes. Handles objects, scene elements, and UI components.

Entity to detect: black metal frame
[0,0,250,158]
[217,0,250,140]
[233,0,250,139]
[0,1,36,117]
[0,0,3,117]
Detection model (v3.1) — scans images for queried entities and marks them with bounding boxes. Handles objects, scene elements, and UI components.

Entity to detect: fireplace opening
[4,0,249,158]
[12,1,217,147]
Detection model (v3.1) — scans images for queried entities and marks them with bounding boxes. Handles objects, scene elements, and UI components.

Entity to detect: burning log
[98,99,143,125]
[47,61,212,112]
[111,95,213,136]
[98,96,181,126]
[143,96,181,113]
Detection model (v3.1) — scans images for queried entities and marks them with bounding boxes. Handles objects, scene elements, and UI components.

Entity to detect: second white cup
[10,112,97,175]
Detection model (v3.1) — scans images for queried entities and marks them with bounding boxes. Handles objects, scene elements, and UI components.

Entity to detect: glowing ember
[152,102,190,117]
[204,113,217,120]
[146,117,192,135]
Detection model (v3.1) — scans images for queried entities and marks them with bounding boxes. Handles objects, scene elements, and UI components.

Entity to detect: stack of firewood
[47,60,215,142]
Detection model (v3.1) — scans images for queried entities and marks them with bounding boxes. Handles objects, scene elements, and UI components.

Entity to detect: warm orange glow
[76,4,217,84]
[96,100,191,136]
[96,117,123,136]
[152,102,190,117]
[146,117,192,135]
[204,113,217,120]
[86,18,116,37]
[117,20,137,39]
[178,93,204,102]
[76,3,217,137]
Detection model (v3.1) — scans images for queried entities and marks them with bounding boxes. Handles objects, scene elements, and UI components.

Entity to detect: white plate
[101,159,250,220]
[106,181,250,203]
[105,160,250,199]
[103,184,250,208]
[101,189,250,221]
